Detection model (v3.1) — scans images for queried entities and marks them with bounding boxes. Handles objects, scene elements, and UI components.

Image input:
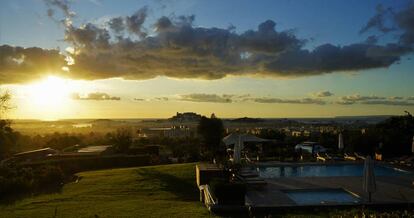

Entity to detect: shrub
[25,155,150,174]
[34,166,64,189]
[0,165,66,199]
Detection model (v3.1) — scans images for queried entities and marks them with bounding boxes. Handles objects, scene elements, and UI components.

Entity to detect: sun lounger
[400,156,414,165]
[344,153,357,161]
[354,152,366,160]
[389,155,409,164]
[316,153,327,162]
[316,152,333,162]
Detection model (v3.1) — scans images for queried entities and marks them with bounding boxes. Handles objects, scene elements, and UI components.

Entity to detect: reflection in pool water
[284,189,360,205]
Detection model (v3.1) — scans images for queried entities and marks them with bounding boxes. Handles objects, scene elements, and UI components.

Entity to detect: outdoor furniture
[354,152,366,160]
[223,133,269,164]
[316,153,332,162]
[389,155,409,164]
[344,153,357,161]
[399,156,414,166]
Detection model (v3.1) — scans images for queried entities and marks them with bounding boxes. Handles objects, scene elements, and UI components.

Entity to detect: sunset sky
[1,0,413,120]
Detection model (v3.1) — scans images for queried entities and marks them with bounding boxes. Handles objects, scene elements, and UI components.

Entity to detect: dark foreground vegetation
[0,163,212,218]
[0,165,65,202]
[0,163,413,218]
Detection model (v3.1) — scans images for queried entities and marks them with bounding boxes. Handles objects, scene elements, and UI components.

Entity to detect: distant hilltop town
[169,112,202,122]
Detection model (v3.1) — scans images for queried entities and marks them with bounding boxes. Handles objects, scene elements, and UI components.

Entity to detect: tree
[45,132,82,150]
[197,114,224,159]
[0,90,17,159]
[375,113,414,157]
[318,132,338,150]
[112,128,133,153]
[0,90,11,117]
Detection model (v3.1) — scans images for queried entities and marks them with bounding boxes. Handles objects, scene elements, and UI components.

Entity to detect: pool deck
[246,162,414,210]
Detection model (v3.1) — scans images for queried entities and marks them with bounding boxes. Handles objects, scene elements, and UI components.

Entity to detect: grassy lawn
[3,162,413,218]
[0,163,214,218]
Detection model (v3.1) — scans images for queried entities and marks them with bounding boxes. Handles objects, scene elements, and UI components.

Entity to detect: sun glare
[28,76,70,105]
[24,76,76,120]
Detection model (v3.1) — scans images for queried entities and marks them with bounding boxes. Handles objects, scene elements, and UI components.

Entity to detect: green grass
[4,163,412,218]
[0,163,214,218]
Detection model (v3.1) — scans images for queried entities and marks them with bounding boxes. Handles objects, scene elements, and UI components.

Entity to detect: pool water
[284,189,360,205]
[259,164,411,178]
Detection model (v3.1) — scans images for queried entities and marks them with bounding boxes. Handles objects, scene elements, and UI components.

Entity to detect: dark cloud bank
[0,1,414,84]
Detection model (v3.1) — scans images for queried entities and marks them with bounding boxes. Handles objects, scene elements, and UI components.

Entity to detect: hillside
[0,163,212,218]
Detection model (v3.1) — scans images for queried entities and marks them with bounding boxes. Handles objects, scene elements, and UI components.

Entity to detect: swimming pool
[284,188,360,205]
[259,164,412,178]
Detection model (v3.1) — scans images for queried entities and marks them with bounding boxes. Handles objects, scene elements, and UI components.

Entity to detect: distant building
[291,130,311,137]
[169,112,202,122]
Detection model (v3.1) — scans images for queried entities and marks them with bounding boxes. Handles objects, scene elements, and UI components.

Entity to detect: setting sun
[19,76,79,120]
[26,76,72,107]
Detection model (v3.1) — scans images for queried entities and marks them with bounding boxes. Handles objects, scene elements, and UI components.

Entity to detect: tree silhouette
[197,114,224,160]
[0,90,17,159]
[112,128,133,153]
[376,113,414,157]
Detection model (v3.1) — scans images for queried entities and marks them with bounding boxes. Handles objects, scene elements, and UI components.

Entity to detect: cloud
[361,100,414,106]
[360,2,414,46]
[341,94,386,102]
[359,4,396,34]
[248,97,326,105]
[236,94,251,99]
[44,0,75,18]
[108,17,125,35]
[238,20,304,54]
[71,92,121,100]
[62,6,413,81]
[389,96,404,100]
[154,97,169,101]
[0,45,66,84]
[312,90,334,97]
[395,3,414,46]
[179,93,233,103]
[337,94,385,105]
[336,94,414,106]
[1,4,413,84]
[263,43,408,77]
[125,7,148,38]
